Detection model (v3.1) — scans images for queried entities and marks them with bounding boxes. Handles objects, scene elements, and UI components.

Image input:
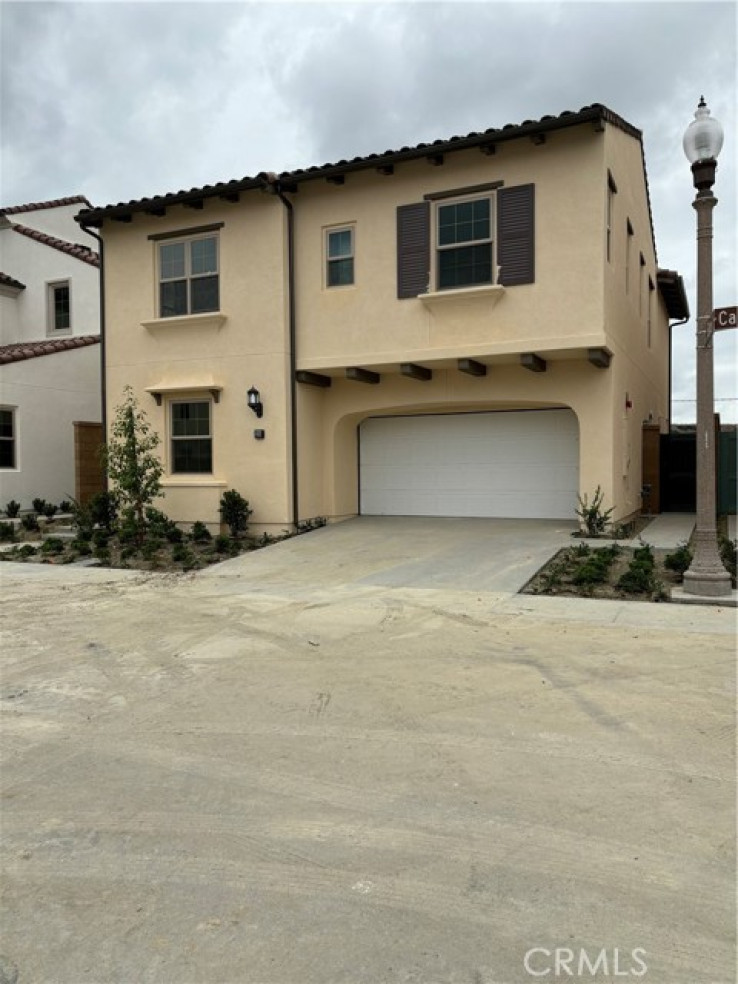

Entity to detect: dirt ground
[1,525,735,984]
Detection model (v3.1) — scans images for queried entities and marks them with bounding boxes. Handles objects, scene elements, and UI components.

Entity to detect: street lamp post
[681,97,731,597]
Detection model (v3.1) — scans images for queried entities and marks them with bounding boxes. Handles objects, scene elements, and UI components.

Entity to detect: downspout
[260,173,298,529]
[79,223,108,493]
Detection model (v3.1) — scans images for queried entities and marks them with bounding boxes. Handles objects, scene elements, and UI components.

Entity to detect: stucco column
[682,171,731,596]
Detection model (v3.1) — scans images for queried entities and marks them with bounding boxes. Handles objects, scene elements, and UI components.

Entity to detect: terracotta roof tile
[0,272,26,291]
[10,224,100,267]
[0,195,92,216]
[0,334,100,365]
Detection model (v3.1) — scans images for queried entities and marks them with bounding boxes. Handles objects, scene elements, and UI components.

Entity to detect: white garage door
[359,409,579,519]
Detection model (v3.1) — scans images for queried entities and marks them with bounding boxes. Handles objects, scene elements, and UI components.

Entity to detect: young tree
[104,386,164,544]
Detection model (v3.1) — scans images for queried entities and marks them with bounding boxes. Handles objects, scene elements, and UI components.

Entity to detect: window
[326,227,354,287]
[436,197,493,290]
[625,219,634,292]
[397,184,534,298]
[170,400,212,473]
[48,281,71,333]
[606,172,617,263]
[647,277,655,348]
[159,236,219,317]
[0,408,16,469]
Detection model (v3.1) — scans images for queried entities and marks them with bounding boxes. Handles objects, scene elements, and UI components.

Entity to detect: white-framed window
[325,226,354,287]
[170,399,212,474]
[436,195,493,290]
[159,235,219,318]
[47,280,71,333]
[0,407,16,469]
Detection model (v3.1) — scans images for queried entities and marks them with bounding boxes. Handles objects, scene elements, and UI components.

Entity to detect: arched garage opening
[358,407,580,520]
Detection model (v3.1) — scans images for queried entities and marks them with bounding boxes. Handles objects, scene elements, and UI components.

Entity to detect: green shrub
[18,544,37,558]
[40,537,65,555]
[633,542,655,568]
[141,537,164,561]
[190,521,212,542]
[58,500,72,514]
[219,489,252,538]
[21,514,39,532]
[92,529,110,549]
[617,565,655,594]
[4,500,20,518]
[88,491,117,531]
[43,502,58,519]
[0,521,16,542]
[32,498,47,515]
[719,537,737,585]
[71,539,93,556]
[95,548,111,565]
[664,543,693,577]
[576,486,613,537]
[214,533,231,553]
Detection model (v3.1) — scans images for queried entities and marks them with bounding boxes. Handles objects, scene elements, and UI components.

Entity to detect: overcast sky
[1,0,736,421]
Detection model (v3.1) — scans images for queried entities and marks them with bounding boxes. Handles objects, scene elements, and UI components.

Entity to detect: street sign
[713,306,737,330]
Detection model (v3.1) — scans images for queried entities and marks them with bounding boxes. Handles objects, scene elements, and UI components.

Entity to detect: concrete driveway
[1,519,735,984]
[202,516,579,593]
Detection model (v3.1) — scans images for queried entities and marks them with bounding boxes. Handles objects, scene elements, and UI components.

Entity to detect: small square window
[326,227,354,287]
[170,400,212,473]
[0,407,16,469]
[48,281,71,333]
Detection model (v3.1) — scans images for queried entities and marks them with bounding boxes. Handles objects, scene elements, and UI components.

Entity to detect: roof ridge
[10,223,100,268]
[0,195,93,215]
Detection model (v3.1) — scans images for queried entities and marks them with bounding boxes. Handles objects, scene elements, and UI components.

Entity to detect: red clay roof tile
[0,335,100,365]
[10,224,100,267]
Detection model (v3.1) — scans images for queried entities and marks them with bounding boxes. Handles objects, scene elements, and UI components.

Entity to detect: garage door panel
[359,410,579,519]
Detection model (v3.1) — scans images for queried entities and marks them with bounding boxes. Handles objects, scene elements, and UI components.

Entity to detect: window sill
[161,477,228,488]
[141,312,227,331]
[420,285,505,307]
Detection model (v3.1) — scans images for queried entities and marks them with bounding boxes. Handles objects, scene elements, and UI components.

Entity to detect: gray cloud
[1,0,735,417]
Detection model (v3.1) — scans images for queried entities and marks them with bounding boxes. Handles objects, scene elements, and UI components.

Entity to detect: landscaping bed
[0,504,326,574]
[523,535,736,602]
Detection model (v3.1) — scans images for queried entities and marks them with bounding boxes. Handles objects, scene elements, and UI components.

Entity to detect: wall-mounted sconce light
[247,386,263,418]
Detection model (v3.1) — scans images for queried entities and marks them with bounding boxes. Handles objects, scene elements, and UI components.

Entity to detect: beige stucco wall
[102,193,294,531]
[99,118,673,528]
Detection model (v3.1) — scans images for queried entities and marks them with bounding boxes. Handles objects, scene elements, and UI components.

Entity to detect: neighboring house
[76,104,688,532]
[0,197,102,509]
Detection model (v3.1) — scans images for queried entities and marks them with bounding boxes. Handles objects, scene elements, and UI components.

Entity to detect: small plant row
[2,498,72,519]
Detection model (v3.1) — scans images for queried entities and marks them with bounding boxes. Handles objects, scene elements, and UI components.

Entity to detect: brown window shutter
[497,184,535,286]
[397,202,430,298]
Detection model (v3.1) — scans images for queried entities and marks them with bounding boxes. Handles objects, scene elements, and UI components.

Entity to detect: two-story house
[76,104,688,532]
[0,197,102,509]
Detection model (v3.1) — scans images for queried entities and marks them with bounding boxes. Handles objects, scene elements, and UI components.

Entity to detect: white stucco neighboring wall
[0,343,101,507]
[0,222,99,345]
[0,201,101,509]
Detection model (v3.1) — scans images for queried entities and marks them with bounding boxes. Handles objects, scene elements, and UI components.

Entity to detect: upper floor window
[0,407,16,469]
[159,235,219,318]
[397,183,534,298]
[625,219,634,293]
[436,197,493,290]
[48,281,71,333]
[326,227,354,287]
[170,399,212,473]
[606,172,617,263]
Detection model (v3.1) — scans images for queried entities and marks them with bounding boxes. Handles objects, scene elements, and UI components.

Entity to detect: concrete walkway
[636,513,695,549]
